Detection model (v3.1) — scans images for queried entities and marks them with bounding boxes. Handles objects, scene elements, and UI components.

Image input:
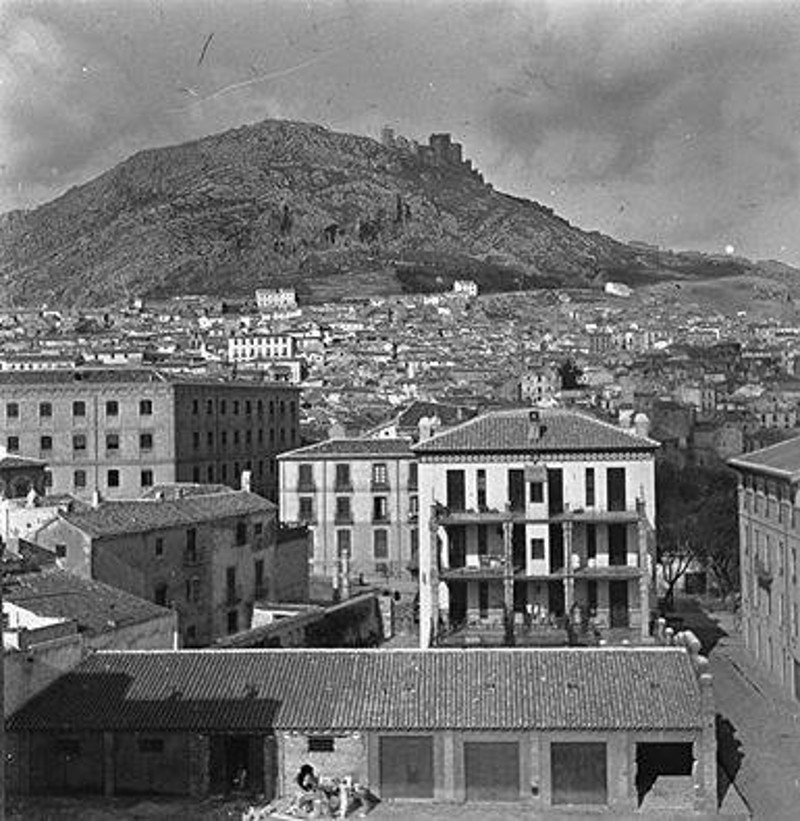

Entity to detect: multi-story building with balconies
[278,439,418,595]
[729,438,800,700]
[414,408,659,648]
[0,369,300,502]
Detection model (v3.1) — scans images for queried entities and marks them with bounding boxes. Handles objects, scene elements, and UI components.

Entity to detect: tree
[557,358,583,390]
[656,459,740,609]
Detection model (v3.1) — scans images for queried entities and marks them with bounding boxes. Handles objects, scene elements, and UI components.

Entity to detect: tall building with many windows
[729,438,800,699]
[414,408,658,648]
[278,439,418,595]
[0,369,300,501]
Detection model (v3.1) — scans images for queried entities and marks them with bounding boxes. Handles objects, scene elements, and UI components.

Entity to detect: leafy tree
[656,459,739,609]
[557,358,583,390]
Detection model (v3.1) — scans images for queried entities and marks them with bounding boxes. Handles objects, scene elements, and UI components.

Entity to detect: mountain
[0,119,786,307]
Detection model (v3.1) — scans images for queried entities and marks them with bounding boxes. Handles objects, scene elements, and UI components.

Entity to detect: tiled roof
[728,436,800,480]
[7,648,702,733]
[279,438,414,460]
[57,491,275,538]
[4,568,173,637]
[395,401,477,429]
[414,408,658,454]
[140,483,233,500]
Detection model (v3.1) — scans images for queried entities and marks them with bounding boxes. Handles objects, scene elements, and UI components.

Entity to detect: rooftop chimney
[633,412,651,439]
[241,470,252,493]
[91,489,102,509]
[418,415,441,442]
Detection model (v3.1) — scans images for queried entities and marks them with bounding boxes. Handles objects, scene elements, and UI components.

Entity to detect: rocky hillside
[0,119,778,307]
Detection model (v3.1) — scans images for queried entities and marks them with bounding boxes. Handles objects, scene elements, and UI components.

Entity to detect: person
[233,765,248,790]
[295,764,319,814]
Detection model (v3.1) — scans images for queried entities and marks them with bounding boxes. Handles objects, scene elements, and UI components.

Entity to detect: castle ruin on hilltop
[380,126,487,186]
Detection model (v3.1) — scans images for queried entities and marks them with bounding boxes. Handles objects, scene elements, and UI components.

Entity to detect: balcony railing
[371,481,391,493]
[297,480,316,493]
[372,514,391,524]
[334,481,354,493]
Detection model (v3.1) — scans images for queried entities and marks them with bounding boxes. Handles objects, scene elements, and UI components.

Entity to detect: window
[586,524,597,559]
[409,495,418,517]
[529,481,544,504]
[6,436,19,453]
[73,434,86,451]
[508,469,525,511]
[257,400,264,416]
[245,430,252,445]
[186,576,201,604]
[106,433,120,451]
[372,463,388,487]
[233,400,240,416]
[140,432,153,450]
[192,399,199,415]
[585,468,595,507]
[6,402,19,419]
[220,400,227,415]
[298,463,314,489]
[411,529,419,561]
[207,465,214,482]
[255,558,265,595]
[373,496,389,522]
[606,467,626,512]
[308,736,335,753]
[227,609,239,634]
[192,431,200,449]
[374,529,389,559]
[335,496,352,524]
[531,538,545,560]
[105,400,118,416]
[477,469,487,509]
[141,469,154,487]
[40,435,53,451]
[55,544,67,559]
[246,400,252,415]
[44,470,53,488]
[138,738,164,754]
[154,583,168,606]
[207,431,214,446]
[299,496,314,522]
[186,625,197,644]
[74,470,86,489]
[155,537,164,557]
[478,524,488,555]
[107,469,120,488]
[186,528,197,562]
[280,400,286,415]
[234,431,240,445]
[139,399,153,415]
[39,402,52,418]
[335,463,351,491]
[336,529,351,556]
[408,462,418,489]
[206,399,213,415]
[236,520,247,546]
[479,582,489,618]
[192,466,201,482]
[72,401,86,417]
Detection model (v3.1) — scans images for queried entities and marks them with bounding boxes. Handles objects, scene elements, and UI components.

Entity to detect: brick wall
[279,732,367,797]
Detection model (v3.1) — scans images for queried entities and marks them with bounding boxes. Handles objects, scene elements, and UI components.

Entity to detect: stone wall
[279,732,367,797]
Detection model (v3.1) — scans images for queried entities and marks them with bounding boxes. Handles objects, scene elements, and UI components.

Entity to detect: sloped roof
[0,455,47,470]
[414,408,658,454]
[4,568,173,637]
[279,438,413,459]
[55,491,275,539]
[728,435,800,481]
[7,648,702,733]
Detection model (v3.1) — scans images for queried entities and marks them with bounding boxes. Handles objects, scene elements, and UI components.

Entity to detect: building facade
[32,486,284,647]
[0,369,300,501]
[6,647,716,814]
[729,437,800,700]
[278,440,418,593]
[414,409,658,648]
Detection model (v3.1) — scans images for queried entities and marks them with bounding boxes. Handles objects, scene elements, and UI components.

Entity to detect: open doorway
[209,734,268,796]
[635,742,693,806]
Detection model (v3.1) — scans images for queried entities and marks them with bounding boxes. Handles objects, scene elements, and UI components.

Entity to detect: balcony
[334,481,353,493]
[372,514,391,525]
[370,481,391,493]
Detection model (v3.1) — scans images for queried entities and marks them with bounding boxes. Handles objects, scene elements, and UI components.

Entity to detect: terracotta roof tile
[58,491,275,538]
[279,439,414,459]
[414,408,658,454]
[7,648,702,733]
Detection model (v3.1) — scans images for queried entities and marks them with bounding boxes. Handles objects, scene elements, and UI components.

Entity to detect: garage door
[379,736,434,798]
[464,741,520,802]
[551,742,607,805]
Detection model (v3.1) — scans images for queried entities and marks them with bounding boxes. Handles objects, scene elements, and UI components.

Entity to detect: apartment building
[414,408,659,648]
[729,437,800,700]
[0,369,300,501]
[278,439,418,593]
[33,484,287,647]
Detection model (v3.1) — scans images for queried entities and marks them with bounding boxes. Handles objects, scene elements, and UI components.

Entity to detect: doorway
[609,581,629,628]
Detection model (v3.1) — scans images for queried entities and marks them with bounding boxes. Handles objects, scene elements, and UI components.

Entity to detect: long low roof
[7,648,703,734]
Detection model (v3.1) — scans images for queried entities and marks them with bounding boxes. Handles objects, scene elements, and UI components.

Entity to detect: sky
[3,0,800,265]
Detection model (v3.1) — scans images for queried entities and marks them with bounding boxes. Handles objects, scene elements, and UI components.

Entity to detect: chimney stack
[241,470,252,493]
[91,490,102,509]
[634,412,651,439]
[528,410,546,442]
